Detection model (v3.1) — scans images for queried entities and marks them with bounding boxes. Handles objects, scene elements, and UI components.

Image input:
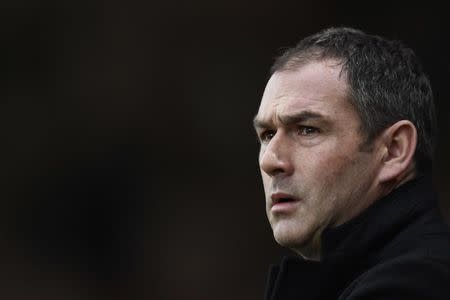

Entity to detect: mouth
[270,193,300,212]
[274,197,295,203]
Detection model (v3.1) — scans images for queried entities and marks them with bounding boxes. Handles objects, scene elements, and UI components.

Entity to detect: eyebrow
[253,111,325,129]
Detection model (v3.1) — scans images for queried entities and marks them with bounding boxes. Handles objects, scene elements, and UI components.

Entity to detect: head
[254,27,436,260]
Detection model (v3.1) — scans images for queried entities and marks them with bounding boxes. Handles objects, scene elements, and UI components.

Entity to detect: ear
[377,120,417,184]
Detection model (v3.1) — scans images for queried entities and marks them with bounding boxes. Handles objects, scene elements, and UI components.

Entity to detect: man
[254,27,450,300]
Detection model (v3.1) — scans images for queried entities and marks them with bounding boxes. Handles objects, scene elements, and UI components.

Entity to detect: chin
[272,223,308,249]
[271,220,321,257]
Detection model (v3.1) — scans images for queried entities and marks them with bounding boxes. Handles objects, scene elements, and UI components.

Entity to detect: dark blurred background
[1,1,450,299]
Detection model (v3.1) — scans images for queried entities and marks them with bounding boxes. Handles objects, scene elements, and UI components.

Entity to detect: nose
[259,133,294,177]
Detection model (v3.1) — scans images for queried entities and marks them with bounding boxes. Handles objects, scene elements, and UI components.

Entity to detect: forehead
[256,60,357,125]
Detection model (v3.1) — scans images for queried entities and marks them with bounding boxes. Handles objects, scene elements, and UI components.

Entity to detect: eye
[297,126,319,136]
[259,130,276,142]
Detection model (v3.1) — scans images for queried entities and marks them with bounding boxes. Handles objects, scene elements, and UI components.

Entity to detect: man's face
[254,60,382,257]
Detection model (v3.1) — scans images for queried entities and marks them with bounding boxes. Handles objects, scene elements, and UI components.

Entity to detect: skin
[254,60,390,260]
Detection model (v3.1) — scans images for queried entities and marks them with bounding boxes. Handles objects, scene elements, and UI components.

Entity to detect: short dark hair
[271,27,437,173]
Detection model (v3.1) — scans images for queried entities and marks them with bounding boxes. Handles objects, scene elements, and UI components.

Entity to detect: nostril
[271,167,286,177]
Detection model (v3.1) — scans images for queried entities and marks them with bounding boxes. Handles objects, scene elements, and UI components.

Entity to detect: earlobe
[378,120,417,184]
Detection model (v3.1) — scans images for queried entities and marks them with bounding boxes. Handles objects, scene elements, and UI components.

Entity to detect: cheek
[301,149,359,206]
[307,146,356,177]
[299,153,342,183]
[311,151,371,201]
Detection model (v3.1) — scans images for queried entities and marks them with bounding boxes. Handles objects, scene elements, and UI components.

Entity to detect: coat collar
[320,174,436,262]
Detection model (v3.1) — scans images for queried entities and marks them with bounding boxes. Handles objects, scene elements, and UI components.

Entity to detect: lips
[270,193,300,212]
[271,192,298,203]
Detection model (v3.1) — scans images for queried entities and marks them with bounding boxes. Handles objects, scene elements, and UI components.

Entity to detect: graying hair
[272,27,436,172]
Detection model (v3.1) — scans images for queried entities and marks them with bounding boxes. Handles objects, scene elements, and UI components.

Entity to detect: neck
[292,225,325,261]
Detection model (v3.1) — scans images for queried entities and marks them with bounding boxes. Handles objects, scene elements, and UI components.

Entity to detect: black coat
[265,175,450,300]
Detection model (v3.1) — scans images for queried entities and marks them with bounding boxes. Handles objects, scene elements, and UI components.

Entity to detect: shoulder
[339,252,450,300]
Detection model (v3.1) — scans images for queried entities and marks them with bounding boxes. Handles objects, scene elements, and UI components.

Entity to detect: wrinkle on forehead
[256,60,354,128]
